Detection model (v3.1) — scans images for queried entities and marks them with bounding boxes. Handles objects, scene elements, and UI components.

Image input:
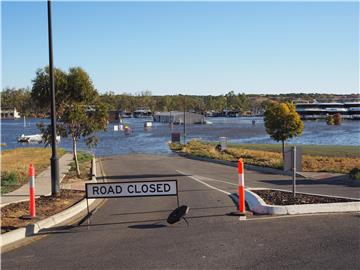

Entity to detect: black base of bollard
[20,215,40,221]
[229,211,247,217]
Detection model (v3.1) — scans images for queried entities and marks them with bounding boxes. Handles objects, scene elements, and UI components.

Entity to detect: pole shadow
[97,173,188,181]
[128,223,167,229]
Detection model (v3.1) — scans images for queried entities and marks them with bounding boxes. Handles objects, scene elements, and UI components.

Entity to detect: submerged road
[2,154,359,269]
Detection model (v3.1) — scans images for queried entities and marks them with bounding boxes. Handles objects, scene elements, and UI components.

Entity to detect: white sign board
[284,147,302,172]
[86,180,178,199]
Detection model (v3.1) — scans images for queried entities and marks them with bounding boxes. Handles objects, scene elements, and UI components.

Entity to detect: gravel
[252,189,356,205]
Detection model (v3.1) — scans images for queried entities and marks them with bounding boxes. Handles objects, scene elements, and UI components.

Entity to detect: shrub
[1,171,18,186]
[76,152,93,162]
[169,143,183,151]
[349,168,360,180]
[326,115,334,125]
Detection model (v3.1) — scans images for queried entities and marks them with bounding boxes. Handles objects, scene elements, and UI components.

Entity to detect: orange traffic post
[29,164,36,218]
[238,159,246,216]
[231,158,246,219]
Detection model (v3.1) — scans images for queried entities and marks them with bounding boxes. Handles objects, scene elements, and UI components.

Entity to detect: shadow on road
[36,206,238,235]
[110,205,234,216]
[97,173,188,181]
[128,223,167,229]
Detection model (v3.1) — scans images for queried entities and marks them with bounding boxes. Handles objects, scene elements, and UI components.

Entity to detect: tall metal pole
[48,0,60,196]
[183,96,186,144]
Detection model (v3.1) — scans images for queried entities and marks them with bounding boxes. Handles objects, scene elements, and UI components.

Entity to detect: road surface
[2,154,359,269]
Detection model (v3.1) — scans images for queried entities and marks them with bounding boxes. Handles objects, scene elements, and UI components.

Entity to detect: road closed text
[86,181,177,198]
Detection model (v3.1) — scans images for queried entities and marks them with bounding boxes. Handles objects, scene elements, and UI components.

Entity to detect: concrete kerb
[0,157,100,249]
[235,188,360,216]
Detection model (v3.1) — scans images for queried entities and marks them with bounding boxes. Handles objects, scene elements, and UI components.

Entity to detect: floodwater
[1,117,359,156]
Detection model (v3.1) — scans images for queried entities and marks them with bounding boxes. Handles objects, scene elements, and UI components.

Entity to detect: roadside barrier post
[29,164,36,218]
[238,159,246,217]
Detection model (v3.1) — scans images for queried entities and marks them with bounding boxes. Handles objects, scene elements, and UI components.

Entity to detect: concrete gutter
[0,198,96,248]
[0,157,100,249]
[241,189,360,215]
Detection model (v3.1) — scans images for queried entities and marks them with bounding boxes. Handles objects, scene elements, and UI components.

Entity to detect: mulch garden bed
[1,190,85,234]
[252,189,357,206]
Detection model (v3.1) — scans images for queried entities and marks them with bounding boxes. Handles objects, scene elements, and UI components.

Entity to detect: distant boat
[134,108,152,118]
[18,134,60,143]
[144,121,153,128]
[204,120,213,125]
[18,134,42,143]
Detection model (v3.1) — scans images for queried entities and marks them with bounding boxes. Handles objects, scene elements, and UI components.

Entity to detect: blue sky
[2,1,359,95]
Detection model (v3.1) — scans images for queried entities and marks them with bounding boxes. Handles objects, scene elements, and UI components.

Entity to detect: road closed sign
[86,180,178,199]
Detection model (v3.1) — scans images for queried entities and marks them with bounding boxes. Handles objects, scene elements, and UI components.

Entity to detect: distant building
[222,109,240,117]
[154,111,205,124]
[133,108,152,118]
[1,107,21,119]
[108,110,121,122]
[295,102,360,120]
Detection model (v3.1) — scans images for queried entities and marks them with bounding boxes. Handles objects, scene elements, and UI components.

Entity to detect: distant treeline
[1,87,359,116]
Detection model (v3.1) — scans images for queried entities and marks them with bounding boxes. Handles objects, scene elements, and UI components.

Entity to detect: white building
[0,107,21,119]
[154,111,205,124]
[295,102,360,120]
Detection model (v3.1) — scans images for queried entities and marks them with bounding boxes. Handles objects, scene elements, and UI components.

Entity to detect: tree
[1,87,32,115]
[264,102,304,161]
[32,66,108,177]
[225,91,237,109]
[31,67,68,115]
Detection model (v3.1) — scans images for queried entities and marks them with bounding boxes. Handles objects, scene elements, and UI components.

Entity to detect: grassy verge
[170,140,360,174]
[1,151,93,233]
[65,151,93,181]
[222,143,359,158]
[1,148,66,194]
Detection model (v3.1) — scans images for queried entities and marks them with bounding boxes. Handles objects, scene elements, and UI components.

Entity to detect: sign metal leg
[86,198,91,230]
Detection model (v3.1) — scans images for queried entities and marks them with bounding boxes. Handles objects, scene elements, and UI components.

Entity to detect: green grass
[1,172,19,194]
[67,151,93,180]
[76,151,93,162]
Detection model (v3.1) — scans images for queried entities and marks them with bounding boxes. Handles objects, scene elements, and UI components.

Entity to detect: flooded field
[1,117,359,156]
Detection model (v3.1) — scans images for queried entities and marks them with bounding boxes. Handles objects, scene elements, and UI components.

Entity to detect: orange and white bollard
[237,159,246,219]
[29,164,36,218]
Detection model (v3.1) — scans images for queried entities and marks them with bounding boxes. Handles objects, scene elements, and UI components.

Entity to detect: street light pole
[183,96,186,144]
[47,0,60,196]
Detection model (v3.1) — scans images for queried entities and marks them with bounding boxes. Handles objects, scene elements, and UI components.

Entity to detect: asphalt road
[2,154,360,270]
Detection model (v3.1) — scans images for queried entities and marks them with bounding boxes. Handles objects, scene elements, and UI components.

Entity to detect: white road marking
[176,170,231,195]
[196,175,238,186]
